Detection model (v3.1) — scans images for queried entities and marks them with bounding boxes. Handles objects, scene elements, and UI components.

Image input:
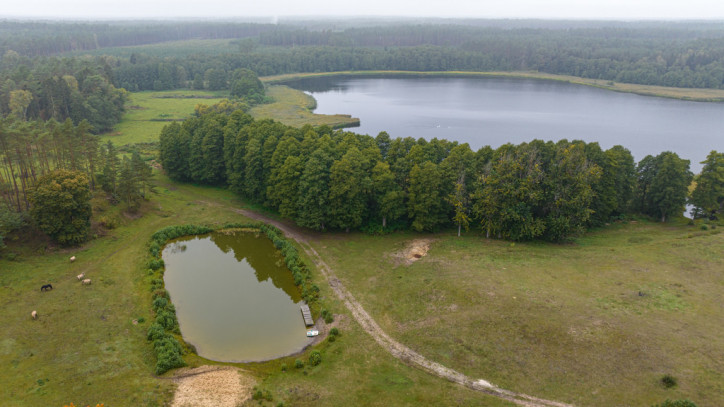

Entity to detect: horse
[40,284,53,292]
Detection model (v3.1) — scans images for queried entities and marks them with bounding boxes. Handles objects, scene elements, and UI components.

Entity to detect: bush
[652,400,698,407]
[309,350,321,366]
[252,388,262,400]
[154,335,186,375]
[327,335,336,343]
[280,363,287,372]
[324,313,334,324]
[661,374,677,388]
[294,359,304,369]
[148,258,164,270]
[146,323,165,341]
[700,224,709,230]
[155,309,178,331]
[330,327,340,336]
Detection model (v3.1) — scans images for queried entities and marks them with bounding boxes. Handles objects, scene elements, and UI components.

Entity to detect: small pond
[162,231,311,362]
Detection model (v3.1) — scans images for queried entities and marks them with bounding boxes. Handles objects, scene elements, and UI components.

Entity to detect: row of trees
[159,108,704,241]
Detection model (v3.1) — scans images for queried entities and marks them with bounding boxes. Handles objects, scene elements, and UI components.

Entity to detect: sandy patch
[399,239,434,265]
[171,366,255,407]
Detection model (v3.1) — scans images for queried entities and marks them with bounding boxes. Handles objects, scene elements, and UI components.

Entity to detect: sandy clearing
[170,366,255,407]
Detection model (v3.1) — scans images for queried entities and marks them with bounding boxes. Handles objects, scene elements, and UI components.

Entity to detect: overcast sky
[2,0,724,20]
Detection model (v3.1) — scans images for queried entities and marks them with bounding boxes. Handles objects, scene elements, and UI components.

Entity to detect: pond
[162,231,311,362]
[286,76,724,173]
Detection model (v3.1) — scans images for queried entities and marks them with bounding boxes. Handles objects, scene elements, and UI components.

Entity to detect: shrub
[700,224,709,230]
[264,390,273,401]
[147,323,165,341]
[327,335,336,343]
[324,313,334,324]
[661,374,677,388]
[309,350,321,366]
[280,363,287,372]
[148,258,164,270]
[252,388,263,400]
[154,335,186,375]
[152,297,169,312]
[155,309,178,331]
[294,359,304,369]
[652,400,698,407]
[330,327,340,337]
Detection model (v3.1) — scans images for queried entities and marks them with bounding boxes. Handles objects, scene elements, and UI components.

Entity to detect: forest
[3,19,724,95]
[158,107,720,241]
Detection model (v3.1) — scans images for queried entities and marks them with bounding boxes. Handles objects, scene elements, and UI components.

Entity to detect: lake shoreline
[262,70,724,103]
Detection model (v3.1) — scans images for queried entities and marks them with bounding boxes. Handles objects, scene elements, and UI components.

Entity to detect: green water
[162,231,312,362]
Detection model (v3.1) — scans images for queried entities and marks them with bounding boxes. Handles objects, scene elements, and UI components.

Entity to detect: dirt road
[236,209,574,407]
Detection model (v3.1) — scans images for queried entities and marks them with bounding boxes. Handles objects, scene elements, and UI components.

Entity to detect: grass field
[4,70,722,407]
[101,90,229,146]
[263,71,724,102]
[310,221,724,406]
[250,85,360,129]
[0,176,515,406]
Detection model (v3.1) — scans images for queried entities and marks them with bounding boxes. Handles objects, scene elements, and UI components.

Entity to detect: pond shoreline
[262,70,724,103]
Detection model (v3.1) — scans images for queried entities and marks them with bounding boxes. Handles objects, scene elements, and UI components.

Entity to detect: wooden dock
[300,303,314,326]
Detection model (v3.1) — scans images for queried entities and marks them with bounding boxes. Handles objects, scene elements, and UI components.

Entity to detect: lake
[162,231,311,362]
[286,76,724,173]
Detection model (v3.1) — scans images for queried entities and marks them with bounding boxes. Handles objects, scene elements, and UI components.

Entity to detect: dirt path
[236,209,574,407]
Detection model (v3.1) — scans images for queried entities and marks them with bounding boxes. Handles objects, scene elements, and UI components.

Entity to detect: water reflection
[162,232,310,362]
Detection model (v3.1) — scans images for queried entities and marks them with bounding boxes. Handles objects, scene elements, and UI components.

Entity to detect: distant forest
[2,20,724,93]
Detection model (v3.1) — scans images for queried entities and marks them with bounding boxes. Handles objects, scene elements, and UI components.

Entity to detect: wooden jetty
[300,303,314,326]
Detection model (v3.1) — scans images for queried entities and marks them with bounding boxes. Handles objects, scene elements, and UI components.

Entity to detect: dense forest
[0,51,126,132]
[3,20,724,91]
[158,107,714,241]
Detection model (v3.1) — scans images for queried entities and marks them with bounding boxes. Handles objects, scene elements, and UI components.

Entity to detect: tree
[472,144,545,241]
[28,169,91,245]
[371,161,405,228]
[230,68,264,100]
[407,162,447,232]
[9,89,32,120]
[638,151,693,222]
[328,147,370,232]
[690,150,724,219]
[296,148,333,230]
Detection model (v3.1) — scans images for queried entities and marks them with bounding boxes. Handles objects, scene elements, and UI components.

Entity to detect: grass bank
[310,220,724,406]
[263,71,724,102]
[250,85,360,129]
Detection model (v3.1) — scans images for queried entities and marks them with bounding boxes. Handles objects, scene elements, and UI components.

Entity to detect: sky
[2,0,724,21]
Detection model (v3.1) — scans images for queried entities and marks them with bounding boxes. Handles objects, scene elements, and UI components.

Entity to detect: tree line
[159,107,714,241]
[5,20,724,91]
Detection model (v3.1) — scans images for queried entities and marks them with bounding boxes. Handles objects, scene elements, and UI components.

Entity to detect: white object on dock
[306,330,319,337]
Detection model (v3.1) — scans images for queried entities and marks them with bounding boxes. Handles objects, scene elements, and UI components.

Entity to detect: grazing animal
[77,272,85,280]
[31,310,37,320]
[70,256,76,262]
[82,279,91,285]
[40,284,53,292]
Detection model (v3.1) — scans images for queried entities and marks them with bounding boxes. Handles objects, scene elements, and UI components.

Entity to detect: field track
[236,208,575,407]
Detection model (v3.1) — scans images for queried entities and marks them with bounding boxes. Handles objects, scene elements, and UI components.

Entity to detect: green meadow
[2,80,722,407]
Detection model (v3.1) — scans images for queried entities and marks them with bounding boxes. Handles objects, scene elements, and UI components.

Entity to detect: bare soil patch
[397,239,434,265]
[170,365,255,407]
